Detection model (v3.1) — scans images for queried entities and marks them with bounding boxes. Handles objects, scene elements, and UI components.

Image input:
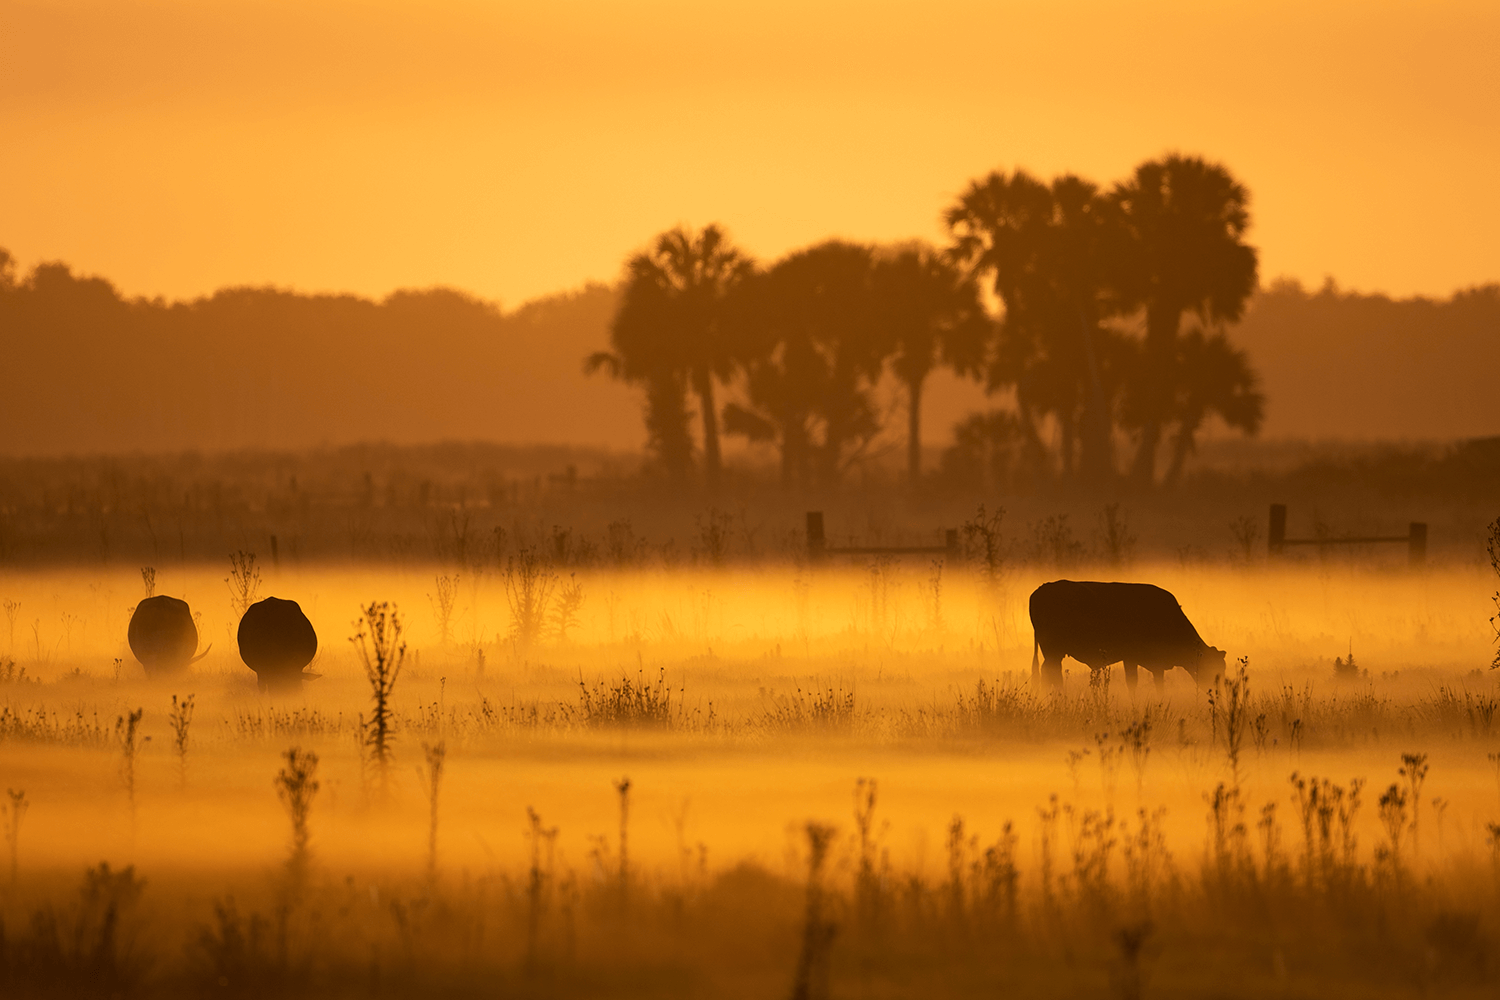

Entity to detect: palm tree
[946,170,1125,485]
[1111,155,1258,486]
[721,241,887,489]
[1158,329,1264,484]
[588,224,753,485]
[873,243,991,485]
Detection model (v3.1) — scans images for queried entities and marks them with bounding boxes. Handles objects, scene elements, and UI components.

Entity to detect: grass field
[2,556,1498,997]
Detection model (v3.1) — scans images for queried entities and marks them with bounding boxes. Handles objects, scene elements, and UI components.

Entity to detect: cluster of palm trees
[587,154,1264,491]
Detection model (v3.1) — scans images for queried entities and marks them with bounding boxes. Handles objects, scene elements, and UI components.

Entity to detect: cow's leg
[1123,662,1139,695]
[1040,649,1065,687]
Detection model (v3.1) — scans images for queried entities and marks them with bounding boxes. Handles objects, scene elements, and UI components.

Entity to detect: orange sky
[3,0,1496,308]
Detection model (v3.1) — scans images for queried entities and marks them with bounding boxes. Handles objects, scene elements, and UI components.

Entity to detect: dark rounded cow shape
[238,597,320,694]
[1029,580,1226,692]
[128,595,210,676]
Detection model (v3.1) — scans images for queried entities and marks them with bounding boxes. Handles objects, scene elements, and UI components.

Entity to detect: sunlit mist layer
[2,558,1498,995]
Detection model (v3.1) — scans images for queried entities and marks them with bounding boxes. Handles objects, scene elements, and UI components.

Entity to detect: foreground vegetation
[1,552,1498,997]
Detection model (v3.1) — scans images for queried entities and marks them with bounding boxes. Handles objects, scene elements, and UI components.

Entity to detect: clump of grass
[274,746,320,885]
[761,684,858,734]
[169,694,194,791]
[351,602,406,795]
[4,787,27,886]
[570,666,678,729]
[0,656,31,685]
[139,566,155,597]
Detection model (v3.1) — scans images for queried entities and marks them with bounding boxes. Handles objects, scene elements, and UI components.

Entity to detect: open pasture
[2,557,1499,998]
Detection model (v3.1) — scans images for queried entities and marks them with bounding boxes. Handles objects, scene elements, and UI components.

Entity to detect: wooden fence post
[806,511,826,563]
[1268,504,1287,557]
[1408,522,1428,567]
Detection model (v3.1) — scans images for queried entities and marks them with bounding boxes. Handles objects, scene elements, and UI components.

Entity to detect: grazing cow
[128,596,211,676]
[238,597,319,693]
[1029,580,1226,692]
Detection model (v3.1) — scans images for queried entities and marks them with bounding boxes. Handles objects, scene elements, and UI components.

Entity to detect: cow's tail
[1031,631,1039,681]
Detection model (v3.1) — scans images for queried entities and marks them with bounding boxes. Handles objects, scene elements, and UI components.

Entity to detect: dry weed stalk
[169,694,195,791]
[790,822,838,1000]
[226,551,261,619]
[351,602,406,794]
[428,574,458,645]
[274,747,320,885]
[615,776,632,910]
[116,708,144,829]
[504,546,556,651]
[420,741,446,884]
[3,787,27,886]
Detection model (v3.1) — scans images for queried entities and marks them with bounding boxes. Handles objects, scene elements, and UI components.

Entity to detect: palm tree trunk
[694,368,721,488]
[906,375,924,486]
[1130,302,1181,487]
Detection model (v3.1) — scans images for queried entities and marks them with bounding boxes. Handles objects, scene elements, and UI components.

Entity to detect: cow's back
[1030,580,1202,662]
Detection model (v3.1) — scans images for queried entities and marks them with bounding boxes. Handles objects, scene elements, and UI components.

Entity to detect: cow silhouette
[127,595,211,676]
[237,597,319,693]
[1029,580,1226,692]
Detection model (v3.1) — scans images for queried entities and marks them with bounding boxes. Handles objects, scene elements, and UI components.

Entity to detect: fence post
[806,511,826,563]
[1268,504,1287,557]
[944,529,959,561]
[1408,522,1428,567]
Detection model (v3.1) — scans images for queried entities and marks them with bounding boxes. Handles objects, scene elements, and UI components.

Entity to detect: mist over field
[4,2,1500,998]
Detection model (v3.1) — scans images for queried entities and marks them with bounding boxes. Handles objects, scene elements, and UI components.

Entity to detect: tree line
[587,154,1265,490]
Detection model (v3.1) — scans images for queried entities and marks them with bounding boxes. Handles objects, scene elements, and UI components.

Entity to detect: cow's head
[1199,646,1228,685]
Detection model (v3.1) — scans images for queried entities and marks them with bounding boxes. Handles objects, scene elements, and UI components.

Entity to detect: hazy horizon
[4,0,1497,308]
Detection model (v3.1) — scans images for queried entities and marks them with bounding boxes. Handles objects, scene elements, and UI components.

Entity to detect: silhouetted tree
[722,242,887,489]
[947,171,1127,484]
[587,224,752,483]
[1133,328,1264,484]
[872,243,991,484]
[1111,155,1258,486]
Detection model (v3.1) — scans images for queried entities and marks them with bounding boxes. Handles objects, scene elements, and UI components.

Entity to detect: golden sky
[3,0,1496,307]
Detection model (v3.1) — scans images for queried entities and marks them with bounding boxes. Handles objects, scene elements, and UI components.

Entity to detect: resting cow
[238,597,320,693]
[128,595,211,676]
[1029,580,1226,692]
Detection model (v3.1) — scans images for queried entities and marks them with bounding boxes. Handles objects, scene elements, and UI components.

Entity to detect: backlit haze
[4,0,1497,307]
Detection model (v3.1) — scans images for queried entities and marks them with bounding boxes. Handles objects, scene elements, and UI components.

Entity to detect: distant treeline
[2,174,1497,473]
[0,255,635,456]
[591,156,1266,491]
